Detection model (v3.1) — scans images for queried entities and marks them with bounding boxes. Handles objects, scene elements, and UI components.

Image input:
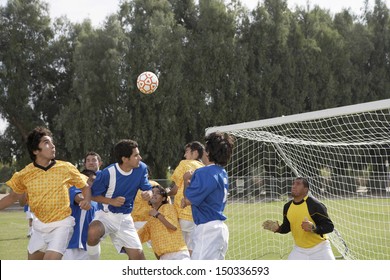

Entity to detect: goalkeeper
[262,177,335,260]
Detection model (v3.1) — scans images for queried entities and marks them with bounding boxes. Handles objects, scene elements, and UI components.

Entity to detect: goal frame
[206,98,390,260]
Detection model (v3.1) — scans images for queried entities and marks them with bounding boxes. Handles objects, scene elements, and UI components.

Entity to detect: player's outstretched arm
[0,190,24,211]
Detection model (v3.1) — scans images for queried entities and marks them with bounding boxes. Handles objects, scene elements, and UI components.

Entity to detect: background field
[3,198,388,260]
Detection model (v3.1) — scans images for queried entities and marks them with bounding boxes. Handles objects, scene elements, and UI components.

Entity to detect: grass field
[1,197,389,260]
[0,211,157,260]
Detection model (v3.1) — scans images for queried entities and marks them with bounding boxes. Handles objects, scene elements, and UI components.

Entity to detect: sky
[30,1,390,26]
[0,0,388,27]
[0,0,389,133]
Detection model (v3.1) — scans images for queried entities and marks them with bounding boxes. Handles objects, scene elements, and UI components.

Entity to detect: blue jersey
[23,204,30,212]
[67,186,99,250]
[91,162,152,214]
[185,164,229,225]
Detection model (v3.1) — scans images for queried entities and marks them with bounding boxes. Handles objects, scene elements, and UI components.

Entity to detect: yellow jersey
[7,160,88,223]
[137,203,187,257]
[170,160,204,220]
[132,180,158,222]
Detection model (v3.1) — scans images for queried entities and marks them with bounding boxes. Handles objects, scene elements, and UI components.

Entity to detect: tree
[0,0,53,167]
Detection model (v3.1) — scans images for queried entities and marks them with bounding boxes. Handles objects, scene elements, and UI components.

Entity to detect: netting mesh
[219,102,390,260]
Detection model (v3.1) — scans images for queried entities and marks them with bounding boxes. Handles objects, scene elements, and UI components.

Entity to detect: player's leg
[87,220,105,245]
[27,218,33,237]
[25,210,34,238]
[28,250,45,260]
[191,220,229,260]
[27,216,74,260]
[87,219,105,260]
[114,214,145,260]
[44,216,75,260]
[179,219,195,254]
[43,251,63,260]
[122,247,146,260]
[27,223,46,260]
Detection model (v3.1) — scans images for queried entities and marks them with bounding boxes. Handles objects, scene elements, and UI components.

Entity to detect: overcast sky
[1,0,387,26]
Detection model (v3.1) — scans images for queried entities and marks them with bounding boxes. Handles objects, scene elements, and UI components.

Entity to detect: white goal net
[207,99,390,260]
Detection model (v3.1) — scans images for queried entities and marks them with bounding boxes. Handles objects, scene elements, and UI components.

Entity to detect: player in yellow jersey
[0,126,91,260]
[168,141,204,253]
[138,185,190,260]
[133,168,159,230]
[263,177,335,260]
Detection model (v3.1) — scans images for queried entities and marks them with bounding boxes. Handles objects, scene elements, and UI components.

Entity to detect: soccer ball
[136,71,159,94]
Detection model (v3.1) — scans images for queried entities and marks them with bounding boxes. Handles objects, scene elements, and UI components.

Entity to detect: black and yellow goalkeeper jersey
[278,195,334,248]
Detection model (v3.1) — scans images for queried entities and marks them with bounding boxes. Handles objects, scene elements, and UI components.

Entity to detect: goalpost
[206,98,390,260]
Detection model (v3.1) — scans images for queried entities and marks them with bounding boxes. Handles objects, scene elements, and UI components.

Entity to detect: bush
[0,183,10,194]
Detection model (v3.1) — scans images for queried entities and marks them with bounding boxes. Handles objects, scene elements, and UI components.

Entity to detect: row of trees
[0,0,389,178]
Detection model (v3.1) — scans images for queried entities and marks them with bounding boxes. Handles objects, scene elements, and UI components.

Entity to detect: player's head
[150,185,169,205]
[26,126,54,161]
[203,131,235,166]
[114,139,139,164]
[84,151,102,172]
[291,177,310,198]
[81,169,97,186]
[184,141,205,160]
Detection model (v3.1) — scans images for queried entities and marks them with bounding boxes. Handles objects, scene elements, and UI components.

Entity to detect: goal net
[206,98,390,260]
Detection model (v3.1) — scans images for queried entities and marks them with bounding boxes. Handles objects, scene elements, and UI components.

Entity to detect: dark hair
[114,139,138,164]
[150,185,169,205]
[204,131,235,166]
[295,177,310,189]
[84,151,102,163]
[81,169,97,177]
[26,127,53,161]
[185,141,205,160]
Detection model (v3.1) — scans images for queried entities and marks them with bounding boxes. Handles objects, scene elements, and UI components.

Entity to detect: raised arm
[0,190,24,211]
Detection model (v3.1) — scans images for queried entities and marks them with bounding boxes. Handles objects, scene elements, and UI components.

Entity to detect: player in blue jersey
[182,131,235,260]
[86,139,153,260]
[63,152,103,260]
[62,169,99,260]
[23,203,34,238]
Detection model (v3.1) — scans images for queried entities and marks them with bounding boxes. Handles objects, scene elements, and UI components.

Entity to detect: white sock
[87,243,101,260]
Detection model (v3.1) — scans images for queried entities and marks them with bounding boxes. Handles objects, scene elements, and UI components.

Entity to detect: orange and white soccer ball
[136,71,159,94]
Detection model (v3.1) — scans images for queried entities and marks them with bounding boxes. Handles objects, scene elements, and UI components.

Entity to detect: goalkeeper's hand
[262,220,280,232]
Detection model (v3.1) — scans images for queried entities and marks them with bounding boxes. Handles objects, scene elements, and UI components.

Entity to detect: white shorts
[93,210,142,253]
[288,240,336,260]
[62,248,89,260]
[191,220,229,260]
[160,250,190,260]
[25,210,35,220]
[179,219,195,250]
[134,221,147,230]
[28,216,75,255]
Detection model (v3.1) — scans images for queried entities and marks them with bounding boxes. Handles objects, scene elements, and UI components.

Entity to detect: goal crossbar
[206,98,390,134]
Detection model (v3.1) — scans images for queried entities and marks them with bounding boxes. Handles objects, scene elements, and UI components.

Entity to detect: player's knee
[87,221,104,245]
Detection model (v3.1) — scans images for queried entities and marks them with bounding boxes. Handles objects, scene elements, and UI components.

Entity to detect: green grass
[224,198,390,260]
[1,197,389,260]
[0,211,157,260]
